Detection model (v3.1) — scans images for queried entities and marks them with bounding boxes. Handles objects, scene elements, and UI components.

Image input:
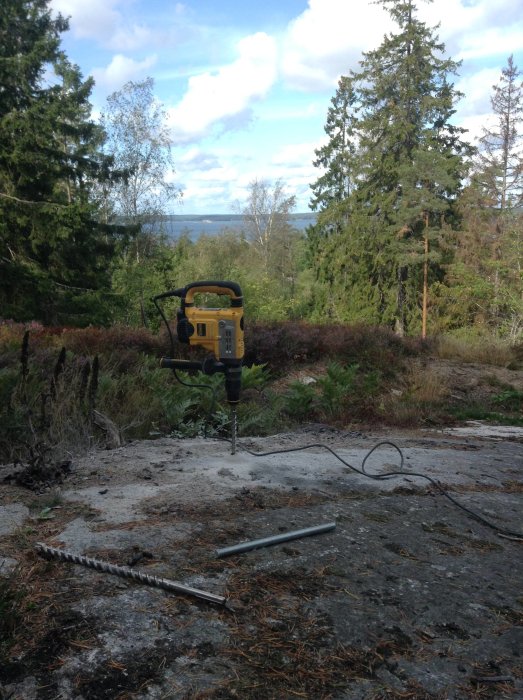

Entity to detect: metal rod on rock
[216,522,337,558]
[35,542,226,605]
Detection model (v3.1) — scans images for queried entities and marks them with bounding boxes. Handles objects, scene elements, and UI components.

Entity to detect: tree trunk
[422,213,429,339]
[396,266,407,337]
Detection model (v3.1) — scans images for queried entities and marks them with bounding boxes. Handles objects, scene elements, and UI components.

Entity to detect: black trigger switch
[177,318,194,343]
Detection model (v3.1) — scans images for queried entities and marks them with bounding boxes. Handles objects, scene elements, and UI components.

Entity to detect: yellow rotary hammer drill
[153,281,244,453]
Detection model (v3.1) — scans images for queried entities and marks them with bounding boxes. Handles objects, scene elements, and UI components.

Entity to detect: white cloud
[173,133,326,212]
[271,141,323,168]
[281,0,523,92]
[109,24,154,52]
[257,101,322,123]
[179,181,236,213]
[176,149,243,210]
[167,32,278,143]
[457,113,498,146]
[195,167,239,185]
[178,149,222,171]
[51,0,153,51]
[269,143,323,207]
[418,0,483,43]
[92,54,158,92]
[455,67,501,118]
[419,0,523,60]
[457,27,523,61]
[52,0,119,40]
[281,0,390,91]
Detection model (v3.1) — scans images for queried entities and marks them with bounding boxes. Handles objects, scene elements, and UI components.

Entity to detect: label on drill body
[219,319,235,358]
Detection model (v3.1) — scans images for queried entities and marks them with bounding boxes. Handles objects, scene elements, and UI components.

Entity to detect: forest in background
[0,0,522,341]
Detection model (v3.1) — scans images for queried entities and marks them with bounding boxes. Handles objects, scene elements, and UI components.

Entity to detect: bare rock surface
[0,503,30,537]
[1,425,522,699]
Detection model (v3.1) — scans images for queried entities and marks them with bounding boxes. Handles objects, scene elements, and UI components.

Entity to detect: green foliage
[284,381,316,420]
[450,407,523,426]
[152,228,308,324]
[0,367,27,458]
[317,362,359,419]
[406,55,523,342]
[492,389,523,412]
[237,396,285,437]
[1,6,521,344]
[477,55,523,210]
[101,78,181,226]
[282,361,384,425]
[0,348,96,467]
[0,0,127,325]
[161,364,273,437]
[310,76,357,213]
[308,0,470,335]
[240,363,271,391]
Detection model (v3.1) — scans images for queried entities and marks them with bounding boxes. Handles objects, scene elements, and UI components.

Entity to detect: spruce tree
[310,76,358,216]
[309,0,470,333]
[477,56,523,211]
[453,56,523,337]
[0,0,122,324]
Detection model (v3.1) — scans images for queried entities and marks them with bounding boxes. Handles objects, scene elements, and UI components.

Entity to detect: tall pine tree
[309,0,470,334]
[450,56,523,338]
[0,0,123,325]
[477,56,523,211]
[310,76,358,217]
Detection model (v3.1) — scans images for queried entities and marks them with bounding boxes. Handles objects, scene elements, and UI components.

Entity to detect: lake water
[157,215,316,241]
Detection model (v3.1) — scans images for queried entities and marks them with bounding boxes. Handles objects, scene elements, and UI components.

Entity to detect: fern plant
[317,362,359,419]
[284,380,316,420]
[241,363,270,391]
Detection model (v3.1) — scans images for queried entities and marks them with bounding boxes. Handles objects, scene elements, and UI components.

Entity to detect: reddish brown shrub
[1,319,430,378]
[245,321,424,375]
[61,325,165,356]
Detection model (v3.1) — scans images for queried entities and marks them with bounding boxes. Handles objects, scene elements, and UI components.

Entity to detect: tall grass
[435,333,522,368]
[0,323,276,465]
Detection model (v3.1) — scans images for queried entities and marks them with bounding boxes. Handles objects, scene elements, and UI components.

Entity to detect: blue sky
[50,0,523,214]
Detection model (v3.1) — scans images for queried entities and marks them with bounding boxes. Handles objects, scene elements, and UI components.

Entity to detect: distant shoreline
[149,213,317,240]
[159,212,317,222]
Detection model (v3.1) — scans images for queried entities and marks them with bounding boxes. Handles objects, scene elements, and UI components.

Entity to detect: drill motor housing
[157,281,244,404]
[176,281,244,364]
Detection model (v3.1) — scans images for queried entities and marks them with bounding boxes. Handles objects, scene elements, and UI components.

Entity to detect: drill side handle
[160,357,226,375]
[160,358,204,371]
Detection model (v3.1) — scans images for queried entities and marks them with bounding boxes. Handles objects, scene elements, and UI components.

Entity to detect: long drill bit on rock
[35,542,226,605]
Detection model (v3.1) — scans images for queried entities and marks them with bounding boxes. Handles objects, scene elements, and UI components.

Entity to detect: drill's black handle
[184,280,242,298]
[183,281,243,307]
[160,357,226,375]
[160,357,241,405]
[160,358,204,371]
